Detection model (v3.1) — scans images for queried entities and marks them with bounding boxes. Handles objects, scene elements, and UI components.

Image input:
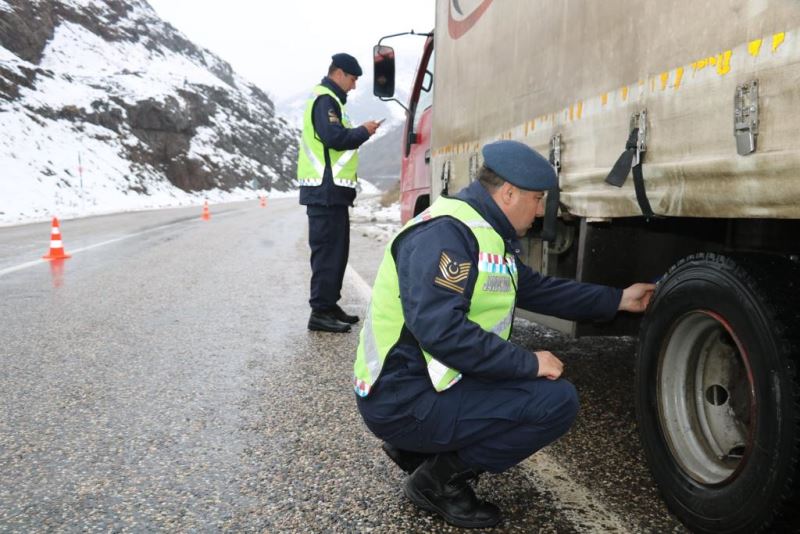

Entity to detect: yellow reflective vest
[354,196,518,396]
[296,85,359,188]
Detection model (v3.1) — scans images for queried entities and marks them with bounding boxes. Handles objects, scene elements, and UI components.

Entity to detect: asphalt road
[0,197,687,533]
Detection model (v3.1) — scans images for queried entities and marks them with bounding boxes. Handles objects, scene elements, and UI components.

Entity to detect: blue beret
[482,140,557,191]
[331,53,362,76]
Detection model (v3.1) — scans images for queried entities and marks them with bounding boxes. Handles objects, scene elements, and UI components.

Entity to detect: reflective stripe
[301,138,325,176]
[466,221,492,229]
[363,308,382,381]
[332,149,356,175]
[490,308,515,336]
[427,358,451,386]
[297,178,322,186]
[333,177,357,188]
[353,305,390,396]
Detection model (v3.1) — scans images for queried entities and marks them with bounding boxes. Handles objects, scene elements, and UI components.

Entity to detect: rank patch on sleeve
[327,109,340,123]
[434,251,471,294]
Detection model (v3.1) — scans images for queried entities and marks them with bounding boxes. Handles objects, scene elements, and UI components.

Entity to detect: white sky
[146,0,435,102]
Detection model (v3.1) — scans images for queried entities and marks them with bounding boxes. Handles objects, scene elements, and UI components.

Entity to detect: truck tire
[636,253,800,533]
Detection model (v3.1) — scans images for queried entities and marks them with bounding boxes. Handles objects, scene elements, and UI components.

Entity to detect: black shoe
[382,442,432,474]
[404,452,500,529]
[308,311,351,333]
[332,305,359,324]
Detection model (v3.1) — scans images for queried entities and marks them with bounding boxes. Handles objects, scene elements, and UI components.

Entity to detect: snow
[0,2,297,227]
[351,195,401,243]
[0,104,285,226]
[39,21,232,99]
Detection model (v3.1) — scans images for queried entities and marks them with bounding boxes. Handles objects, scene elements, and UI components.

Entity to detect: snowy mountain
[0,0,299,225]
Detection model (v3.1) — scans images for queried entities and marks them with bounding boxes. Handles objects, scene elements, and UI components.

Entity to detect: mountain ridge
[0,0,298,224]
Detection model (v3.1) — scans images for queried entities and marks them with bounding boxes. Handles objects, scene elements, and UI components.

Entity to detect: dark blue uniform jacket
[357,180,623,425]
[299,77,370,207]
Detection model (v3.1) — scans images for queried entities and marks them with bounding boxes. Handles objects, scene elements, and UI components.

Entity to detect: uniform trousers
[307,204,350,312]
[360,376,579,473]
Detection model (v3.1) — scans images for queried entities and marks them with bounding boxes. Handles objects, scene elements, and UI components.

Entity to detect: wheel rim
[657,310,755,485]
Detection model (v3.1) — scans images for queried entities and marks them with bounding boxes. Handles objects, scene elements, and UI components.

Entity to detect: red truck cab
[399,36,434,223]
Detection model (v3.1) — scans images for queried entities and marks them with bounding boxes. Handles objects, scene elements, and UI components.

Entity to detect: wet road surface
[0,197,686,532]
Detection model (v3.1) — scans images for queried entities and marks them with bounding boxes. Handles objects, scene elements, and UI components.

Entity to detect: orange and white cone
[201,200,211,221]
[259,196,266,208]
[42,217,71,260]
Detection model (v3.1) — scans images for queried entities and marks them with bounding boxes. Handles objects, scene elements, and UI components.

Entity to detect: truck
[372,1,800,532]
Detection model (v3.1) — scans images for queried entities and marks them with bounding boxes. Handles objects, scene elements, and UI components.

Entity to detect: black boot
[332,304,359,324]
[404,452,500,528]
[382,442,432,474]
[308,310,351,333]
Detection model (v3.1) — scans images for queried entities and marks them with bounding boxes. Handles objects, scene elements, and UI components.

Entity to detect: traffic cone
[201,200,210,221]
[42,217,71,260]
[259,196,266,208]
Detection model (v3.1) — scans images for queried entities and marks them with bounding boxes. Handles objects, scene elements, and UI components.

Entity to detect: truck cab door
[400,38,434,223]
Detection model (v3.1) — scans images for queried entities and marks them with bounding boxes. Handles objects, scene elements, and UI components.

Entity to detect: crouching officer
[297,53,381,333]
[353,140,654,528]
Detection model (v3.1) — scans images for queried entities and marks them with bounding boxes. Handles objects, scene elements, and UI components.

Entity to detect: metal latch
[440,160,451,195]
[630,110,647,166]
[549,134,562,174]
[468,152,480,182]
[734,80,758,156]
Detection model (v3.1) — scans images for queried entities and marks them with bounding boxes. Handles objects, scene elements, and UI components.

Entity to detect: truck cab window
[412,50,434,133]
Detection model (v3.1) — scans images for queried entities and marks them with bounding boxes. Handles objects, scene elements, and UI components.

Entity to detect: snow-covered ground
[351,194,401,243]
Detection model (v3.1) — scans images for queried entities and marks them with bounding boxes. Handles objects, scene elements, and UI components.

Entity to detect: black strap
[605,127,655,218]
[605,128,638,187]
[632,155,654,218]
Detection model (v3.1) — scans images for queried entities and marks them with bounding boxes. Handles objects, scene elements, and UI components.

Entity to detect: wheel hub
[657,311,754,484]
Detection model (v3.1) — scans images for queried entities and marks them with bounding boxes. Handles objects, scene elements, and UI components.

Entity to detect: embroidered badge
[434,251,471,294]
[328,108,340,123]
[483,275,511,292]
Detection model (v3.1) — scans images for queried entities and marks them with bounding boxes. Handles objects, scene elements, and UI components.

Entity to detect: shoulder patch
[327,108,340,123]
[434,251,471,294]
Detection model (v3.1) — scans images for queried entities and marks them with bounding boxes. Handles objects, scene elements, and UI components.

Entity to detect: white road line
[345,263,631,533]
[523,453,631,533]
[0,210,240,278]
[345,264,373,304]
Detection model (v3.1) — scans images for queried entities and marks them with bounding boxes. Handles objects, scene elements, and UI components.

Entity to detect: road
[0,197,686,532]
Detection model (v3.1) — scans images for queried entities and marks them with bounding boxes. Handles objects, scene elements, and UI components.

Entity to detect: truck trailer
[373,0,800,532]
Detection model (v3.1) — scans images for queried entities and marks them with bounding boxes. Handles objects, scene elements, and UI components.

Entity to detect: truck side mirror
[373,45,396,98]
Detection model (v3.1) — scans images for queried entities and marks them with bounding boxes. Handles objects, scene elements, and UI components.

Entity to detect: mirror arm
[380,96,409,114]
[378,29,433,46]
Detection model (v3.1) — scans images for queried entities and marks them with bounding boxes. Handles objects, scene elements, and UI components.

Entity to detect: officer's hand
[362,121,380,136]
[535,351,564,380]
[618,283,656,313]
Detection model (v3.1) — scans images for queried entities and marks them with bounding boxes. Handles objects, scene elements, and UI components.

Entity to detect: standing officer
[353,140,654,528]
[297,53,381,333]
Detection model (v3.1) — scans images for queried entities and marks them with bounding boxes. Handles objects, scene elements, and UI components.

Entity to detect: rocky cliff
[0,0,298,223]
